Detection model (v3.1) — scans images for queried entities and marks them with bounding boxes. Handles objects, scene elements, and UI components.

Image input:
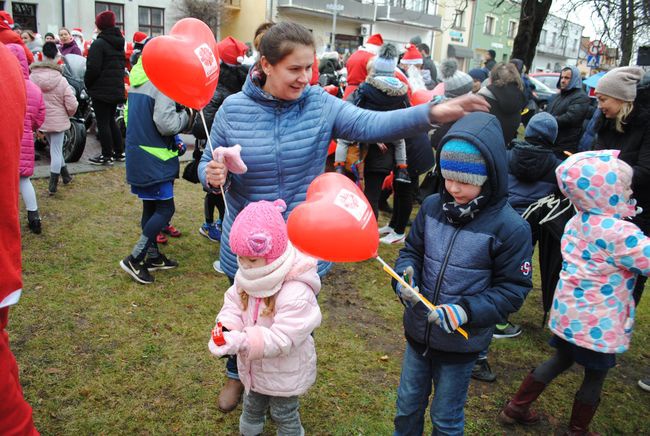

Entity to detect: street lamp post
[326,1,344,51]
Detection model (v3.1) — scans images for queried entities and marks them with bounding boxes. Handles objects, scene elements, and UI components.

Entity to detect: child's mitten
[428,304,468,334]
[208,331,248,357]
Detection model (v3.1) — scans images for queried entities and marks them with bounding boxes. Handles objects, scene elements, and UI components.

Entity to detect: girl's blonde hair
[615,101,634,133]
[239,289,277,317]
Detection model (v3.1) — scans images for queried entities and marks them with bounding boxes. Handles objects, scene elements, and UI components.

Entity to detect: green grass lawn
[10,166,650,434]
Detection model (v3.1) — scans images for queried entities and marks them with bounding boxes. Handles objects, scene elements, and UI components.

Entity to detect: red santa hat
[366,33,383,47]
[217,36,248,66]
[401,43,423,65]
[0,11,13,27]
[133,31,148,44]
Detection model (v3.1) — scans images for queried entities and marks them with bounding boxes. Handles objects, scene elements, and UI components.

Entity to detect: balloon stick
[375,255,469,340]
[200,109,229,217]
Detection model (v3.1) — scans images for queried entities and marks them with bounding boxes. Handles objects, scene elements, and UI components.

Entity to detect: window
[483,15,495,35]
[139,6,164,36]
[573,38,578,51]
[12,2,37,32]
[507,20,517,39]
[550,32,557,47]
[559,35,567,50]
[453,9,465,29]
[95,2,124,31]
[540,29,547,45]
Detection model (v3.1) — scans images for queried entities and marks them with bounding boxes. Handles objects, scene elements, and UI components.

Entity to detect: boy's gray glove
[396,266,420,305]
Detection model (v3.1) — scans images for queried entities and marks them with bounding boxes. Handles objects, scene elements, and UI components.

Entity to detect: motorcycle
[35,54,93,162]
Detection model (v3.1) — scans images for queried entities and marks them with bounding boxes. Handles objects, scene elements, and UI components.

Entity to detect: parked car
[528,76,556,111]
[530,72,560,91]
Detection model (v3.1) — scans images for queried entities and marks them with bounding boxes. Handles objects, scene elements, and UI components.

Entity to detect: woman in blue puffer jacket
[199,21,489,412]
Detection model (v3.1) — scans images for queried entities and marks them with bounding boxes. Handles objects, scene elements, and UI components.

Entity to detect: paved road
[33,132,196,179]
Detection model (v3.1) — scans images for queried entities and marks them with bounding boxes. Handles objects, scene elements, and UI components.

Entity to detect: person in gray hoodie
[546,65,590,158]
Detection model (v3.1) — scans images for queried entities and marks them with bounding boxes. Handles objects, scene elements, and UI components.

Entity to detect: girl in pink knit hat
[208,199,322,435]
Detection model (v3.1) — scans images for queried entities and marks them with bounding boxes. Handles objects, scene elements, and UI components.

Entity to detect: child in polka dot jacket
[500,150,650,435]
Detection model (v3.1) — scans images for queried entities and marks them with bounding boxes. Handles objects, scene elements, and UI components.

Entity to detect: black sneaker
[119,255,154,284]
[493,321,523,339]
[144,253,179,271]
[471,359,497,383]
[395,167,411,184]
[89,154,114,165]
[113,152,126,162]
[639,378,650,392]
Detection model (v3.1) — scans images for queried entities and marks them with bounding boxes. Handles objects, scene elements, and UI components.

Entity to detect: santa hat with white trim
[401,43,423,65]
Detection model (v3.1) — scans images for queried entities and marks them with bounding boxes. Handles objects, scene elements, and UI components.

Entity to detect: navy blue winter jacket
[395,113,533,354]
[198,70,435,278]
[507,139,561,214]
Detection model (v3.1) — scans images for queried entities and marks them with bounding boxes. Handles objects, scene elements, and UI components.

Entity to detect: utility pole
[326,0,344,51]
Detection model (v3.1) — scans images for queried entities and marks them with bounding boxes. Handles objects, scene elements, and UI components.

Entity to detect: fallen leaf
[380,355,389,361]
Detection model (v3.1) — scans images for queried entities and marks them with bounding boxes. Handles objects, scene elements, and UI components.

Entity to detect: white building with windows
[532,14,583,73]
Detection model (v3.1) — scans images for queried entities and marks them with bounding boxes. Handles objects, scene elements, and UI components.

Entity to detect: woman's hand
[429,94,490,124]
[205,158,228,187]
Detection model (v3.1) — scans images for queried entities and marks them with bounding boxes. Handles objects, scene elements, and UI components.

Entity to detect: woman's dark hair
[42,41,58,59]
[257,21,314,67]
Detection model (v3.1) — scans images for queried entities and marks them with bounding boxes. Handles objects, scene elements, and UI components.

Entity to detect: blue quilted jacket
[199,71,434,278]
[395,113,533,354]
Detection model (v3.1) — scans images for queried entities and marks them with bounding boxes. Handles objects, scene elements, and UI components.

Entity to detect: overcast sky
[551,2,598,40]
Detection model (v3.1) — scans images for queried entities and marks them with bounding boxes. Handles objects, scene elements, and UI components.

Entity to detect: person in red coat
[0,42,40,436]
[0,11,33,64]
[342,33,383,100]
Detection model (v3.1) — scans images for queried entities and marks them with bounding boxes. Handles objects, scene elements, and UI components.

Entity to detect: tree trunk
[618,0,635,66]
[511,0,553,72]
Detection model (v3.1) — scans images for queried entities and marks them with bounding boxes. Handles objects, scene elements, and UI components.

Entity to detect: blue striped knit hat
[440,139,488,186]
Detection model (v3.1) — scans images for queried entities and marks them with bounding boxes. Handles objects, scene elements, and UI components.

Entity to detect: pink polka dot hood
[550,150,650,353]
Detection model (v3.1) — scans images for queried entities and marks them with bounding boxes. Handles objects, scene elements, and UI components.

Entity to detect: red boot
[162,224,181,237]
[156,232,168,244]
[565,397,600,436]
[499,371,546,425]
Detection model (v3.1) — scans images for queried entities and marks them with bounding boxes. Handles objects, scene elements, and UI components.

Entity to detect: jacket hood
[558,65,582,91]
[365,76,408,96]
[6,43,29,79]
[243,66,311,107]
[487,83,527,113]
[30,59,64,92]
[556,150,637,218]
[626,78,650,126]
[129,59,149,87]
[508,139,558,182]
[438,112,508,206]
[98,26,125,51]
[285,250,321,297]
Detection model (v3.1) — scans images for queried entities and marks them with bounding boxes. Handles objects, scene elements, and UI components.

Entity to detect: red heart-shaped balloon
[142,18,219,109]
[287,173,378,262]
[410,88,437,106]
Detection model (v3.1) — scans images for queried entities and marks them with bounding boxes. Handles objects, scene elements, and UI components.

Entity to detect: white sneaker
[380,231,406,244]
[213,260,225,274]
[378,225,394,236]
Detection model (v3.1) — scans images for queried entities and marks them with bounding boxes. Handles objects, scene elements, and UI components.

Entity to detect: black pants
[204,192,225,224]
[633,216,649,305]
[94,99,123,157]
[364,171,389,219]
[389,167,419,234]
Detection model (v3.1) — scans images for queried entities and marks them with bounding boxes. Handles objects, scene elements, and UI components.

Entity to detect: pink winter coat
[549,150,650,354]
[30,58,78,132]
[217,248,322,396]
[6,44,45,177]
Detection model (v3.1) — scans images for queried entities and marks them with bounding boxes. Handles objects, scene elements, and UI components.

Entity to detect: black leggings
[389,167,419,234]
[204,192,225,224]
[94,99,123,157]
[364,171,389,219]
[632,216,649,305]
[133,198,175,262]
[532,348,608,405]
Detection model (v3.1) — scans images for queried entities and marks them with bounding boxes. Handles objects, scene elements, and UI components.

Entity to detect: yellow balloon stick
[376,256,469,340]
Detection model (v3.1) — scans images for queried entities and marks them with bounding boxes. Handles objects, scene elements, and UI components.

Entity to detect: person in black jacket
[546,65,590,158]
[192,36,249,244]
[478,62,527,146]
[85,10,126,165]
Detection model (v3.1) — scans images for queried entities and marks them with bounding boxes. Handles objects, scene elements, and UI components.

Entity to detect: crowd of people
[1,8,650,435]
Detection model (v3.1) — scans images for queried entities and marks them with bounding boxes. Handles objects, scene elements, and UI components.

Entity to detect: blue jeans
[394,343,476,436]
